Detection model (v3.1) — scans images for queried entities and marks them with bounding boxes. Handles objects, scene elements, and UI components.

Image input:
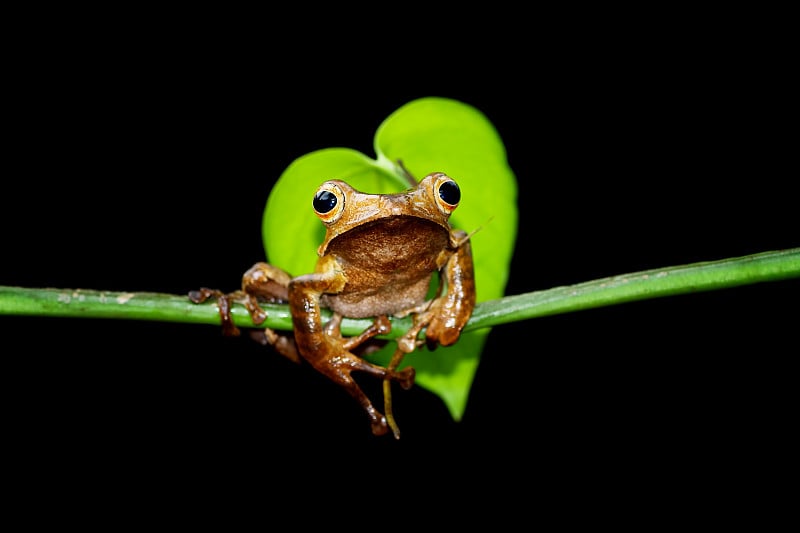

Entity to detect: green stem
[468,247,800,330]
[2,248,798,338]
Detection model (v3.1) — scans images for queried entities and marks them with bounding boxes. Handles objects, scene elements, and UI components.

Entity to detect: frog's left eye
[434,174,461,214]
[313,181,346,223]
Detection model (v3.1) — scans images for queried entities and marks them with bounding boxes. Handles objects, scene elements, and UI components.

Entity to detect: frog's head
[312,172,461,256]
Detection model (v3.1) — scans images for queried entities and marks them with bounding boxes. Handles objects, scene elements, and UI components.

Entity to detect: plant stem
[467,247,800,330]
[2,248,798,338]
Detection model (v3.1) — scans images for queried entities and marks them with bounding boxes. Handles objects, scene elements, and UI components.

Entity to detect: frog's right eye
[313,181,346,223]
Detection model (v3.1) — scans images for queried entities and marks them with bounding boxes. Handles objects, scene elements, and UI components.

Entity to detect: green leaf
[261,97,518,420]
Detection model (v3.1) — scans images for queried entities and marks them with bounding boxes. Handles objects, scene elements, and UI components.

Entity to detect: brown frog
[190,172,475,438]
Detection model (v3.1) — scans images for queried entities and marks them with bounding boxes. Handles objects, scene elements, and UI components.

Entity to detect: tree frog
[190,172,475,437]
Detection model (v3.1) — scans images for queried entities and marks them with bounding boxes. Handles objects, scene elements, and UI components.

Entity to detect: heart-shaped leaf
[261,97,518,420]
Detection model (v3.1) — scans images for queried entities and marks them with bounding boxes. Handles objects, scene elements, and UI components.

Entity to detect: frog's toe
[188,290,204,303]
[250,307,267,325]
[370,415,389,436]
[188,287,221,304]
[395,366,415,390]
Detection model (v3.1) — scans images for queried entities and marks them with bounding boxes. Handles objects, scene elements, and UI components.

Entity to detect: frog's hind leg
[319,351,415,437]
[323,314,392,353]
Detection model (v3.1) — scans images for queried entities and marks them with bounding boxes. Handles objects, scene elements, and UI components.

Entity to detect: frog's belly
[322,275,433,318]
[320,216,449,317]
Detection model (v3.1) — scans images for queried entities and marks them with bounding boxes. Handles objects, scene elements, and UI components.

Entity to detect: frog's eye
[434,174,461,214]
[313,181,346,223]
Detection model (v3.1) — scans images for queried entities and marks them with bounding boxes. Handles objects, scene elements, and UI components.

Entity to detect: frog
[189,171,475,438]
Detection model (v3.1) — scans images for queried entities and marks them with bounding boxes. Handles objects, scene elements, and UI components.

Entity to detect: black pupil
[314,190,337,213]
[438,180,460,205]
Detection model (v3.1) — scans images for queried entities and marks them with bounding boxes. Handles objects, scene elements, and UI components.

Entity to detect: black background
[2,30,797,501]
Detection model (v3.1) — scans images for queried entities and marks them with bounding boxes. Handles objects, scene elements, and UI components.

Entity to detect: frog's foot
[188,287,241,337]
[249,329,302,364]
[395,365,415,390]
[241,262,291,308]
[309,349,415,437]
[190,263,292,336]
[367,411,390,436]
[395,312,431,354]
[339,371,390,437]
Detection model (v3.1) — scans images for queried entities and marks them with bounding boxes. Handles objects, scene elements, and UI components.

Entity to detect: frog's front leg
[391,230,476,354]
[290,256,414,436]
[190,262,291,331]
[422,229,476,348]
[189,262,300,363]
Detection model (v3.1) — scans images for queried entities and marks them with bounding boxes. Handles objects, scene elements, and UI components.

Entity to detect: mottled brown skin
[190,172,475,437]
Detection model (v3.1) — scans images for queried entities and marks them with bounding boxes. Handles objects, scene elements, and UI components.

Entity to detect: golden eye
[313,181,346,223]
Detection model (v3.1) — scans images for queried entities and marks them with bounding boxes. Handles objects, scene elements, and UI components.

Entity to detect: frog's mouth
[321,215,450,257]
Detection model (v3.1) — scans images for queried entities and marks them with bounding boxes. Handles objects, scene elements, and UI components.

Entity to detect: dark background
[2,34,797,497]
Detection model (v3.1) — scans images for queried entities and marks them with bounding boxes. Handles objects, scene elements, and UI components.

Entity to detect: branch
[2,248,798,337]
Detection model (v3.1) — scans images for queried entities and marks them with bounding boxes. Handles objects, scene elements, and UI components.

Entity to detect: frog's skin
[191,172,475,437]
